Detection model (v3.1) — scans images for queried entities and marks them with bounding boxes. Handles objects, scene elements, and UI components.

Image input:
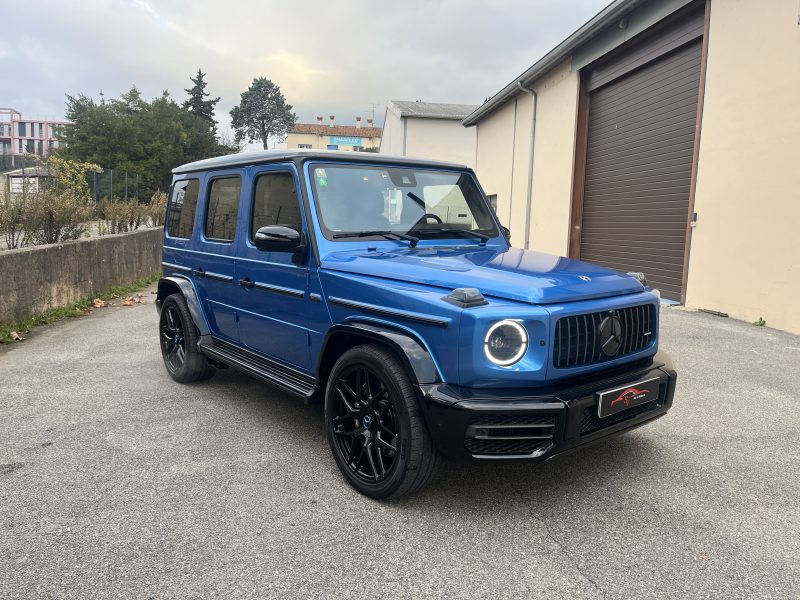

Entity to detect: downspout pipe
[517,81,537,250]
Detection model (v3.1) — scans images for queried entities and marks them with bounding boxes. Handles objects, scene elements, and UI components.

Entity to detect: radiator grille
[553,304,655,369]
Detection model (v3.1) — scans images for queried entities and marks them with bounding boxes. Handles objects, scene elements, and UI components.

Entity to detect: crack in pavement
[502,466,607,599]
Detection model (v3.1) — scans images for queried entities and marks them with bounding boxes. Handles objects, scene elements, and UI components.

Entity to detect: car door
[234,164,312,369]
[192,170,243,342]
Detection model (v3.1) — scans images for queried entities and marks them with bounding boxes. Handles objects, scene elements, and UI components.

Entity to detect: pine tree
[183,69,220,128]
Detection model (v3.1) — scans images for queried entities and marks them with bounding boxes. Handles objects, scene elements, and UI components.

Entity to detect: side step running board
[197,336,316,400]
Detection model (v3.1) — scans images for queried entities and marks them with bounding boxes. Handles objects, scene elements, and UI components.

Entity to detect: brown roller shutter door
[579,39,702,300]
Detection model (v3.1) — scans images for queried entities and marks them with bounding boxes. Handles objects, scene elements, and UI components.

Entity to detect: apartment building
[0,107,68,168]
[287,116,382,152]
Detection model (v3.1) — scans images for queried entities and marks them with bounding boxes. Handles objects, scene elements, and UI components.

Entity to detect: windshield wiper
[332,230,419,247]
[408,226,490,245]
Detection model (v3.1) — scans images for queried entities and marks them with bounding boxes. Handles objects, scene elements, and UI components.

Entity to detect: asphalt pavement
[1,288,798,599]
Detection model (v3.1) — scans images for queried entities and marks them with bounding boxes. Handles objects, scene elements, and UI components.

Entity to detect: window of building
[167,179,200,238]
[487,194,498,213]
[39,123,44,138]
[251,172,301,242]
[204,177,241,242]
[327,144,338,150]
[353,146,365,152]
[18,122,26,137]
[26,140,34,153]
[297,144,312,149]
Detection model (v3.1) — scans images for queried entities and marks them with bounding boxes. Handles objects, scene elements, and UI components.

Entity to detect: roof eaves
[462,0,645,126]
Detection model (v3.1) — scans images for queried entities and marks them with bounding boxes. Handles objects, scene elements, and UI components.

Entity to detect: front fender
[319,322,443,385]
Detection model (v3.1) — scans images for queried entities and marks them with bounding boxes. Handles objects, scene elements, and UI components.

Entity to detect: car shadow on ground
[194,366,664,510]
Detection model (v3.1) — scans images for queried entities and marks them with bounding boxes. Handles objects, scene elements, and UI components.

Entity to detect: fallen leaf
[92,298,108,308]
[121,296,134,306]
[10,331,24,341]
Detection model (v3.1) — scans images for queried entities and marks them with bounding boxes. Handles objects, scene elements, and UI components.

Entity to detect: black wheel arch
[156,276,209,337]
[314,322,442,403]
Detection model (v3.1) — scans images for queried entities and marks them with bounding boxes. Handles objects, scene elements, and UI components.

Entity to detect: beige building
[464,0,800,334]
[287,116,381,152]
[380,101,478,168]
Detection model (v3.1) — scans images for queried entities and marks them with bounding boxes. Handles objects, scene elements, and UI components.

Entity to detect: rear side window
[204,177,241,242]
[166,179,200,238]
[251,172,301,241]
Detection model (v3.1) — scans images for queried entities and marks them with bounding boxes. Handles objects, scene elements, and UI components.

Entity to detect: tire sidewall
[324,346,417,499]
[159,293,208,383]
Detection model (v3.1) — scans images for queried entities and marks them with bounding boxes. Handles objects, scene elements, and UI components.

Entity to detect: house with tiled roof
[287,116,382,152]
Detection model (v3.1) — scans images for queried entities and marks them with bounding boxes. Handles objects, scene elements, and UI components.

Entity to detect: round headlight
[484,320,528,366]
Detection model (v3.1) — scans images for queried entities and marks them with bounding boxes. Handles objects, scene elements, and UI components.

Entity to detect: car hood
[320,246,644,304]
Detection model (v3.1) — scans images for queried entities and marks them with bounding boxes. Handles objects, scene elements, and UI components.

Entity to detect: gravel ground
[1,290,798,599]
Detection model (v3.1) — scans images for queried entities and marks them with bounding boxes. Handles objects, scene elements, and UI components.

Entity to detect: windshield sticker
[316,169,328,187]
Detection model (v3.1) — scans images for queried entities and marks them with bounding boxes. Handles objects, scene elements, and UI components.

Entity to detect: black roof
[172,149,468,175]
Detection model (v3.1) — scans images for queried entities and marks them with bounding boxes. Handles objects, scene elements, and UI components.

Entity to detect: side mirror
[253,225,303,253]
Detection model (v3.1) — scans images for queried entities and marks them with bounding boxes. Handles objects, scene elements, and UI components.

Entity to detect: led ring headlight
[484,320,528,366]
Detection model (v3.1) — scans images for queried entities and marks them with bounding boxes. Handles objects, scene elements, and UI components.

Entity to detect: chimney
[355,116,362,129]
[329,115,335,128]
[367,118,374,128]
[316,116,323,125]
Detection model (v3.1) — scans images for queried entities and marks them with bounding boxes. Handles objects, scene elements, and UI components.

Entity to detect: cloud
[1,0,609,128]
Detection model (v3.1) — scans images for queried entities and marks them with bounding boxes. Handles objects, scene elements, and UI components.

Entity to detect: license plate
[597,377,663,418]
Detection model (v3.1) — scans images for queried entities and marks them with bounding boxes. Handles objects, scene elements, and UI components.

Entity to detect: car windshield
[310,163,499,243]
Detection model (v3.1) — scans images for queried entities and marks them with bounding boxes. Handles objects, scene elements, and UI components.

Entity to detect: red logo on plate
[610,387,651,408]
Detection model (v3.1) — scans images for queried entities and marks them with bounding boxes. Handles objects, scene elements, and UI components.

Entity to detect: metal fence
[1,154,142,203]
[88,169,141,203]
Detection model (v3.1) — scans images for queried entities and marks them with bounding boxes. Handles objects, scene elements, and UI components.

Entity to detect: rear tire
[324,344,441,499]
[159,293,215,383]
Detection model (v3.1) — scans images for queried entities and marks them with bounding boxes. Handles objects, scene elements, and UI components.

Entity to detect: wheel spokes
[332,362,400,484]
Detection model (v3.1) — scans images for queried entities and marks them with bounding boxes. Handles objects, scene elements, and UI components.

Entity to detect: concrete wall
[404,118,477,168]
[685,0,800,334]
[0,228,162,324]
[380,108,404,156]
[474,58,579,253]
[381,108,477,167]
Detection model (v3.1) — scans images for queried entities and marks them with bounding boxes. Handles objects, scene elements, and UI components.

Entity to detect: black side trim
[309,293,322,303]
[205,271,234,283]
[252,281,304,298]
[162,261,191,273]
[198,335,316,399]
[328,297,450,328]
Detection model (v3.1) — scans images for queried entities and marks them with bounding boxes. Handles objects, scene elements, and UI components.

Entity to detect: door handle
[239,278,255,288]
[192,268,206,278]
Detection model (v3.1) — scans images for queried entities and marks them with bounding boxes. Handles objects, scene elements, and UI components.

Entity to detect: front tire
[159,293,215,383]
[324,344,441,499]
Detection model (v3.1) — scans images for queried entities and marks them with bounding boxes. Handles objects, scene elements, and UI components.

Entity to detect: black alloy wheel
[330,364,400,483]
[160,304,186,372]
[325,345,441,499]
[158,294,216,383]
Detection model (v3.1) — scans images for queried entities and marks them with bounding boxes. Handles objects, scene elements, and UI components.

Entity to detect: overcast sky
[1,0,609,136]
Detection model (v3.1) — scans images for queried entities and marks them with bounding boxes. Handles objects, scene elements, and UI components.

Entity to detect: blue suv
[157,150,676,499]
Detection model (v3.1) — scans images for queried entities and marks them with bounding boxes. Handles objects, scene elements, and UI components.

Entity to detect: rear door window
[204,177,242,242]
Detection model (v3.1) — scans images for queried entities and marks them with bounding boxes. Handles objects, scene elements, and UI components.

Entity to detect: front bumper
[417,350,677,461]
